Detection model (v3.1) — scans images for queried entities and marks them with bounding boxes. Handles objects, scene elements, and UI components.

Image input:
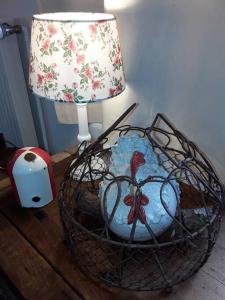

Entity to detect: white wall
[105,0,225,181]
[38,0,103,12]
[0,0,37,19]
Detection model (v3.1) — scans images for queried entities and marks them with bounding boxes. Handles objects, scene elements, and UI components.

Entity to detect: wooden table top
[1,154,225,300]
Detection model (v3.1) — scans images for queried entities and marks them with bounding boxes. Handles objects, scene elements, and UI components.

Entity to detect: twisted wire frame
[59,113,224,291]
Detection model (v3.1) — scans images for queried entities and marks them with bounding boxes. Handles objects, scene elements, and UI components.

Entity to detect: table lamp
[29,12,126,149]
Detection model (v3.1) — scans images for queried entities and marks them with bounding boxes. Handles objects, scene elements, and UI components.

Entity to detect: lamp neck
[76,103,91,143]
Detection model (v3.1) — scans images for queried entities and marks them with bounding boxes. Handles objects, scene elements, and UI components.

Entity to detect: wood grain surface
[0,154,225,300]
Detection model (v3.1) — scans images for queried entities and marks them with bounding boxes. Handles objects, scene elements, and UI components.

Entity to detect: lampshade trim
[31,84,126,104]
[33,12,116,23]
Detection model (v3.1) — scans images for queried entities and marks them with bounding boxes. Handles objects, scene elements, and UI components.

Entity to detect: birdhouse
[7,147,55,208]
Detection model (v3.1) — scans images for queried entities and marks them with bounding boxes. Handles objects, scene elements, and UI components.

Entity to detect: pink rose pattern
[62,85,79,102]
[29,19,125,103]
[47,24,57,36]
[36,63,59,95]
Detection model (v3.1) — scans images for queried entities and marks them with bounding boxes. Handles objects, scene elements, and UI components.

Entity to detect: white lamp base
[70,103,106,181]
[76,103,91,143]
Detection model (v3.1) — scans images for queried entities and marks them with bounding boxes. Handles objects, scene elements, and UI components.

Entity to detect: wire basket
[59,112,224,291]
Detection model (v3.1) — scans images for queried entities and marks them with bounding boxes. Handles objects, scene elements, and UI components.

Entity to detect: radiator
[0,18,38,148]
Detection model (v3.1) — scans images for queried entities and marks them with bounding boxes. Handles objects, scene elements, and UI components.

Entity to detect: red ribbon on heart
[123,151,149,224]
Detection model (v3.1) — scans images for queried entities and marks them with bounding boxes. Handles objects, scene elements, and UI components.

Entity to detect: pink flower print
[85,67,93,79]
[92,80,100,90]
[115,85,122,94]
[29,63,34,73]
[64,92,74,102]
[76,54,85,64]
[91,94,96,101]
[68,40,76,52]
[72,82,78,89]
[57,40,62,46]
[73,67,79,73]
[114,55,120,65]
[89,24,97,35]
[42,40,50,50]
[47,24,57,36]
[52,63,57,67]
[45,72,54,81]
[37,74,44,85]
[109,88,115,97]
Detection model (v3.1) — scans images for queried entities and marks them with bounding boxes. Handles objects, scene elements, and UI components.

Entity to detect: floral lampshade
[29,12,126,104]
